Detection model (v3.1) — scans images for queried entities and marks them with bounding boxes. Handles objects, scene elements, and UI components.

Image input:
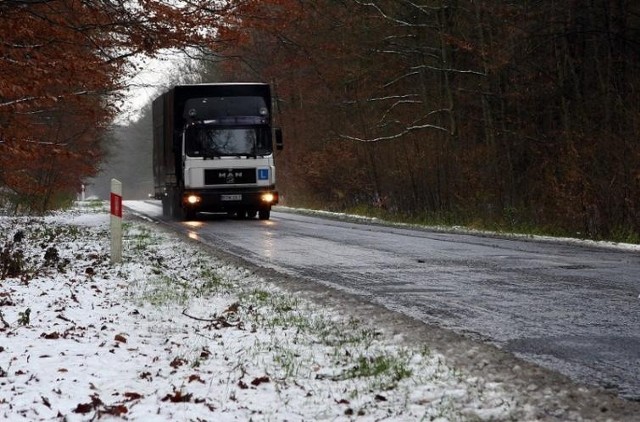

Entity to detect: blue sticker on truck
[258,169,269,180]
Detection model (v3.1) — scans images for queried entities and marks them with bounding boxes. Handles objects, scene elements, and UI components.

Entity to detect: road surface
[125,201,640,401]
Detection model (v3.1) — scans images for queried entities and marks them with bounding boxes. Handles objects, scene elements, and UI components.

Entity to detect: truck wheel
[171,192,184,220]
[161,195,170,217]
[258,208,271,220]
[247,210,257,219]
[167,192,175,218]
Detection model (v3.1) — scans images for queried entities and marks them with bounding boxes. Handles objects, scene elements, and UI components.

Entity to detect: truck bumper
[181,187,278,213]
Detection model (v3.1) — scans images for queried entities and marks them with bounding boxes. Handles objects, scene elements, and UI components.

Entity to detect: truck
[152,83,282,220]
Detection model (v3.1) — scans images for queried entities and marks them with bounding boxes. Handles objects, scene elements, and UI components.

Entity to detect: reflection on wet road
[127,202,640,400]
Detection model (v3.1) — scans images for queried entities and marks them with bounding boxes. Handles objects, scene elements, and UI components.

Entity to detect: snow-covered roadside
[0,202,637,421]
[275,206,640,253]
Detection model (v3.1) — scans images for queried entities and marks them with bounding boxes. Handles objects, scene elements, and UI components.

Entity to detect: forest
[2,1,639,241]
[0,0,224,211]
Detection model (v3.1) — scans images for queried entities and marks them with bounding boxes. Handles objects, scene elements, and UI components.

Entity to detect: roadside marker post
[110,179,123,264]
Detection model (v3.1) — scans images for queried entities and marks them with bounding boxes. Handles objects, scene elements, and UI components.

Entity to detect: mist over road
[126,201,640,401]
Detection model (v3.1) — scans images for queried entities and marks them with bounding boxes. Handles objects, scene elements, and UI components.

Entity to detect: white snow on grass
[276,206,640,252]
[0,202,549,420]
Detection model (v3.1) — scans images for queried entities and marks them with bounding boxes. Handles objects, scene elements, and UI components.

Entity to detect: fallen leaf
[374,394,387,402]
[101,404,128,416]
[188,374,205,384]
[41,332,60,340]
[124,392,143,401]
[223,302,239,314]
[251,376,270,386]
[114,334,127,343]
[170,357,186,368]
[161,390,192,403]
[73,403,94,414]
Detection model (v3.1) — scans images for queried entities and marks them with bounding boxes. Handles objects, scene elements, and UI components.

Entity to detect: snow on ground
[276,206,640,253]
[0,202,635,421]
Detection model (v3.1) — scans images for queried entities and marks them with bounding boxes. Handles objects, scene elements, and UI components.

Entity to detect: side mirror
[275,128,283,150]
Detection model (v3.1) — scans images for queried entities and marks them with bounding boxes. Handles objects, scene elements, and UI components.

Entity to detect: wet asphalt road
[127,202,640,401]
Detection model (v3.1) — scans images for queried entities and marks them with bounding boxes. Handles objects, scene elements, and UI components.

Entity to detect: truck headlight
[261,193,275,203]
[185,194,201,205]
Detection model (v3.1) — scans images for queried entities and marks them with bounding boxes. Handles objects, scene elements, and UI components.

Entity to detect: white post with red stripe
[110,178,123,264]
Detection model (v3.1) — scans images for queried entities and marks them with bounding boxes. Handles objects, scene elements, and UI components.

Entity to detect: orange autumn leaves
[0,0,223,212]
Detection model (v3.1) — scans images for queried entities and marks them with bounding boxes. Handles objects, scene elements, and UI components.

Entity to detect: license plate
[221,194,242,201]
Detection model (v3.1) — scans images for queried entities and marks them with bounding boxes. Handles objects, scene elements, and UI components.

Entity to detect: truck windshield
[185,126,272,157]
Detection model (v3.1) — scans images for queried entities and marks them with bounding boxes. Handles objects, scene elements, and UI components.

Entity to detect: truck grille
[204,168,256,185]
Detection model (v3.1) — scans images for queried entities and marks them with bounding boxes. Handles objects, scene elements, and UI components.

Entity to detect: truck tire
[258,208,271,220]
[169,190,184,220]
[167,192,175,218]
[161,195,170,217]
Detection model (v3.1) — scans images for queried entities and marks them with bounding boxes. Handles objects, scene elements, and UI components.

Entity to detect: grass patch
[194,267,233,296]
[75,199,108,212]
[337,203,640,244]
[31,223,82,243]
[346,354,412,383]
[125,225,157,253]
[138,274,191,307]
[235,287,419,393]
